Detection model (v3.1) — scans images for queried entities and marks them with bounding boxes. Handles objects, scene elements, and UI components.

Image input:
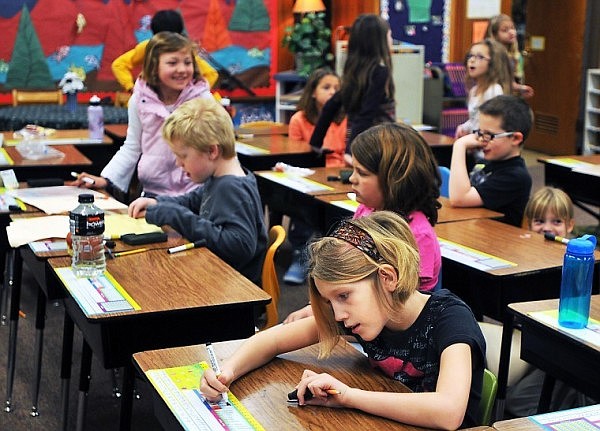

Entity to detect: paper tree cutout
[202,0,232,52]
[228,0,270,32]
[6,5,53,89]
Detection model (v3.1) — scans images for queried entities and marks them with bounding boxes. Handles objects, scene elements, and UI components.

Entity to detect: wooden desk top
[2,144,91,167]
[434,219,600,276]
[134,339,431,431]
[236,124,289,136]
[257,166,353,195]
[2,129,112,145]
[315,195,503,223]
[420,131,455,148]
[508,296,600,351]
[238,134,312,155]
[538,154,600,165]
[104,123,128,140]
[48,247,271,319]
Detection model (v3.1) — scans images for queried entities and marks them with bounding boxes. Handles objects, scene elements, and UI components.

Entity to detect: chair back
[438,166,450,198]
[261,225,286,329]
[479,368,498,425]
[114,91,131,108]
[12,89,64,106]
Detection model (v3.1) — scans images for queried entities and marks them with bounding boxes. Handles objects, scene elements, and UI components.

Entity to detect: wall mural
[0,0,277,96]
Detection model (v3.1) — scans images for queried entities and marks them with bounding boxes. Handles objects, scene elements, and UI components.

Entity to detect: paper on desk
[572,163,600,177]
[6,215,69,247]
[7,186,127,214]
[6,213,162,247]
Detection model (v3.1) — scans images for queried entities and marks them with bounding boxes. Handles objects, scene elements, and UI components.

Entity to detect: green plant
[282,12,333,77]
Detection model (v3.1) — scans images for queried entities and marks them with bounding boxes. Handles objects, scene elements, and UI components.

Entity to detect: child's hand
[283,304,313,324]
[455,132,482,150]
[200,368,232,403]
[69,172,106,189]
[128,197,157,218]
[295,369,349,408]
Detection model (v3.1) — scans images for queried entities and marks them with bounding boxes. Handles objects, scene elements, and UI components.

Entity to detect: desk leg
[4,248,22,413]
[76,340,93,431]
[0,252,11,326]
[30,288,47,417]
[494,310,515,421]
[537,373,556,414]
[60,313,74,431]
[119,363,135,431]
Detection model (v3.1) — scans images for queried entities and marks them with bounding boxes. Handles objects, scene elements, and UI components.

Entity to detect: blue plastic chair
[438,166,450,198]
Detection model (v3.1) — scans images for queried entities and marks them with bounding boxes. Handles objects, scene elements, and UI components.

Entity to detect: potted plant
[282,12,333,77]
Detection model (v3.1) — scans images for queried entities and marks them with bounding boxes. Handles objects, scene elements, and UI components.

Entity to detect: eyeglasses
[466,53,490,62]
[474,130,514,142]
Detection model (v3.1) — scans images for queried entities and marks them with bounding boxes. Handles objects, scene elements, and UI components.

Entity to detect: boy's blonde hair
[308,211,420,357]
[524,187,574,228]
[162,98,236,158]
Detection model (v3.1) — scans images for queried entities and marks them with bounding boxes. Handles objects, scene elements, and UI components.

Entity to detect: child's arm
[200,317,320,401]
[128,197,158,218]
[298,343,472,430]
[449,134,484,207]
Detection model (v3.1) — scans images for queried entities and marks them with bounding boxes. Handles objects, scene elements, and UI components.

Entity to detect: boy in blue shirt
[128,98,267,285]
[449,95,532,227]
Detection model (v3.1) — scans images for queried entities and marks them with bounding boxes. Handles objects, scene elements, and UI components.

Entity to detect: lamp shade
[292,0,326,13]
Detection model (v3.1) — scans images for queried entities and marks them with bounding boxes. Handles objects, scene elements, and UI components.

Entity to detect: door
[522,0,587,155]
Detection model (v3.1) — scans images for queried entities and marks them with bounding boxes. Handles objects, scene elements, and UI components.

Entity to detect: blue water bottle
[558,234,596,329]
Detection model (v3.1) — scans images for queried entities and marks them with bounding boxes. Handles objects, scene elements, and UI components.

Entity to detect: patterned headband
[328,220,383,262]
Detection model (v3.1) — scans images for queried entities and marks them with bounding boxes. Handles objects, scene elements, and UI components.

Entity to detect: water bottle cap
[220,97,230,107]
[89,95,101,105]
[566,234,597,255]
[78,193,94,203]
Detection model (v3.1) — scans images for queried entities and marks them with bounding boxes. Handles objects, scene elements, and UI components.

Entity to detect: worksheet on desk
[258,171,334,193]
[146,362,263,431]
[438,238,517,271]
[530,404,600,430]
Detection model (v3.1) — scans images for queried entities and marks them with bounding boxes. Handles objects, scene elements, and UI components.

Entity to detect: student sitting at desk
[201,211,486,429]
[128,97,267,286]
[449,95,532,227]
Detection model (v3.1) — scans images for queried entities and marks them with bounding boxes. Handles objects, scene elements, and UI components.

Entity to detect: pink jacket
[134,79,212,196]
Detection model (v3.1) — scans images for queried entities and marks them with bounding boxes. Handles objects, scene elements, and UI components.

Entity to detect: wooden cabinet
[584,68,600,154]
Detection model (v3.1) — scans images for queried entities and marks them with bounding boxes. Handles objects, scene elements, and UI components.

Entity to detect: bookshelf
[584,68,600,154]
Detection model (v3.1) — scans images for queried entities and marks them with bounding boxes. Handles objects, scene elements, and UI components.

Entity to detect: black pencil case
[27,178,63,187]
[121,232,167,245]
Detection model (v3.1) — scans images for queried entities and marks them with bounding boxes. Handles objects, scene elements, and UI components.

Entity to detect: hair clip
[328,220,382,262]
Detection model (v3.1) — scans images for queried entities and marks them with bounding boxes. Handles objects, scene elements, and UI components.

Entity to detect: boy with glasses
[449,95,532,226]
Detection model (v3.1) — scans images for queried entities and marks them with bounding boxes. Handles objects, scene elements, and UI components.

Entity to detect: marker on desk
[112,248,149,258]
[287,387,340,404]
[71,171,95,185]
[167,240,206,254]
[544,232,570,245]
[205,343,228,403]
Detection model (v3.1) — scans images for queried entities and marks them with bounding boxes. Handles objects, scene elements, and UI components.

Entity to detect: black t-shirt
[470,155,532,226]
[347,290,486,428]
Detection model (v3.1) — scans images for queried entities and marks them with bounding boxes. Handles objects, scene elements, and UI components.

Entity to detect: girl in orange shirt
[289,68,348,167]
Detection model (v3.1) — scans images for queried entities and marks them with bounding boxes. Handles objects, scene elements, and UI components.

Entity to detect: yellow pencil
[113,248,149,258]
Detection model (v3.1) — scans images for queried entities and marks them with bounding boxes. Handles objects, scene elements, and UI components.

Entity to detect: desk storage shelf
[274,71,307,124]
[584,68,600,154]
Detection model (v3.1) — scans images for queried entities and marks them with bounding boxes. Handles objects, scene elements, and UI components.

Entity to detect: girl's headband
[328,220,383,262]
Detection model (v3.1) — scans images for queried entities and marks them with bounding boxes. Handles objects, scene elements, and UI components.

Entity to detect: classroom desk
[495,298,600,421]
[104,123,128,145]
[133,339,491,431]
[3,212,188,417]
[420,130,454,167]
[47,248,271,431]
[2,129,118,176]
[493,404,600,430]
[433,219,600,321]
[236,134,325,171]
[0,144,92,181]
[316,195,503,229]
[255,166,353,232]
[236,123,289,136]
[0,103,128,131]
[538,155,600,220]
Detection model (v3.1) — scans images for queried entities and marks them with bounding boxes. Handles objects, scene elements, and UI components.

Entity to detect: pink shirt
[354,204,441,291]
[289,111,347,167]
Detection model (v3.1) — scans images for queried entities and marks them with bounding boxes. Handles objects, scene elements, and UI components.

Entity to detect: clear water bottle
[220,96,235,119]
[558,234,597,329]
[87,95,104,140]
[70,194,106,278]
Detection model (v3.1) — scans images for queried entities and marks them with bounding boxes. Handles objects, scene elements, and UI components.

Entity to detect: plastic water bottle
[558,234,597,329]
[220,96,235,119]
[87,95,104,140]
[70,194,106,278]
